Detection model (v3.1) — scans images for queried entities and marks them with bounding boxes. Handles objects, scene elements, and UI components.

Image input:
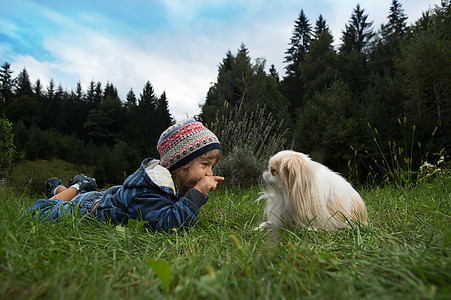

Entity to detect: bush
[94,142,141,187]
[25,126,56,160]
[52,133,98,166]
[209,105,290,187]
[0,117,15,184]
[215,146,264,187]
[209,105,290,162]
[12,120,28,150]
[0,117,15,170]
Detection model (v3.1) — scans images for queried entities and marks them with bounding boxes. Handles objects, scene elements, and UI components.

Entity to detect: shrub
[52,133,97,166]
[94,142,141,187]
[214,146,264,187]
[25,126,56,160]
[209,105,290,161]
[0,117,15,168]
[208,105,290,187]
[12,120,28,150]
[0,117,15,183]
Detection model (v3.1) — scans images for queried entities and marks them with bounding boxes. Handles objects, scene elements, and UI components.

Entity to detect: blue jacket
[93,158,208,232]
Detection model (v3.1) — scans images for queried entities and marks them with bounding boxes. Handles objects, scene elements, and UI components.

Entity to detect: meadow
[0,162,450,299]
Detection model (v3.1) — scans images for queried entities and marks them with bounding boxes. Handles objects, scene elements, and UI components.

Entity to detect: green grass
[0,175,450,299]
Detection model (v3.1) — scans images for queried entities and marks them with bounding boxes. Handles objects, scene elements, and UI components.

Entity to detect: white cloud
[16,25,223,120]
[5,0,443,121]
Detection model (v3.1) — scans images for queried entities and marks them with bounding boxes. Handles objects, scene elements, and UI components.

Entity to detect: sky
[0,0,442,121]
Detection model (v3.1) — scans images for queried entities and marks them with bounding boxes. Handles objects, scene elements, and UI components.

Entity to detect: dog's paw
[255,222,272,231]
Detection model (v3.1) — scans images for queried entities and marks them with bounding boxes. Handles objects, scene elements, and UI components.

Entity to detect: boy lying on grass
[24,119,224,233]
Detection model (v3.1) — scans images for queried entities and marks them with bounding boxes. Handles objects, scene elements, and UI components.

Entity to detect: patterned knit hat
[157,118,221,171]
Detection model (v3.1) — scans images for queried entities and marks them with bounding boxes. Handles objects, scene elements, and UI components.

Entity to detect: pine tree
[47,79,55,101]
[314,14,328,38]
[284,9,312,79]
[55,84,65,102]
[33,79,47,129]
[104,82,119,100]
[126,88,137,106]
[86,81,102,109]
[269,64,279,83]
[140,82,157,107]
[200,44,290,124]
[34,79,43,101]
[281,10,313,116]
[75,82,84,102]
[340,4,374,53]
[84,84,125,145]
[5,69,39,127]
[337,4,374,102]
[0,62,15,104]
[94,82,102,107]
[302,16,338,103]
[368,0,408,76]
[87,81,96,107]
[130,81,159,156]
[387,0,408,37]
[14,68,33,97]
[156,92,174,130]
[200,44,253,122]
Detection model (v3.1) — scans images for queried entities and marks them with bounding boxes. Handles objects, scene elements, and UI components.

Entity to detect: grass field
[0,164,450,299]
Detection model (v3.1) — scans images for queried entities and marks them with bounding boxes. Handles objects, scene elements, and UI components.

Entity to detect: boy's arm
[131,189,207,232]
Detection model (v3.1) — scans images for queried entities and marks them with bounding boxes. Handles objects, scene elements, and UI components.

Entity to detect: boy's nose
[206,167,213,176]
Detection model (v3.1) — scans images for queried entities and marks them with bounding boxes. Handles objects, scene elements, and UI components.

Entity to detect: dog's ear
[278,154,314,216]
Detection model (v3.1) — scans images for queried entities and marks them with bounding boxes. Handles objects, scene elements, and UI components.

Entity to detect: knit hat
[157,118,221,171]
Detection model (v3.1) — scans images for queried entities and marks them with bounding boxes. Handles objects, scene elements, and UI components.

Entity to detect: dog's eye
[270,168,276,176]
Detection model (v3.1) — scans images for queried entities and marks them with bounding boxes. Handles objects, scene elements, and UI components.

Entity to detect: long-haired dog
[257,150,367,232]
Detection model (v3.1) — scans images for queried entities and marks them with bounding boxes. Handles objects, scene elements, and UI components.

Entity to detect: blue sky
[0,0,442,121]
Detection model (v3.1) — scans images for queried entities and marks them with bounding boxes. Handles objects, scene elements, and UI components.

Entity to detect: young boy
[25,119,224,233]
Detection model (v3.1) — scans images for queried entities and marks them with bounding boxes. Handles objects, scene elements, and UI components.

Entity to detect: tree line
[1,0,450,185]
[0,67,174,185]
[200,0,450,183]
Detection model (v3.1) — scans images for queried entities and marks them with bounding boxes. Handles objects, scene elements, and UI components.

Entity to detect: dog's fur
[257,150,367,231]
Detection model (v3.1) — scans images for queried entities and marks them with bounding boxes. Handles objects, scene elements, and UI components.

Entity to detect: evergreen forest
[1,0,450,187]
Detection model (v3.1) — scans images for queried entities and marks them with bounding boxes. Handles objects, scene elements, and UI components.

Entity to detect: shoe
[68,174,97,193]
[46,177,62,198]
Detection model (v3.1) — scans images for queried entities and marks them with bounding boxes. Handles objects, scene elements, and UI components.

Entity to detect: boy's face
[174,156,219,192]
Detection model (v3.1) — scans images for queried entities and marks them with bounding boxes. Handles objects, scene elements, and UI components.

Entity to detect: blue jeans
[24,191,104,221]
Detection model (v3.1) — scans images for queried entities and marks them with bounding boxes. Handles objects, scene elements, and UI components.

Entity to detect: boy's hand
[194,176,224,195]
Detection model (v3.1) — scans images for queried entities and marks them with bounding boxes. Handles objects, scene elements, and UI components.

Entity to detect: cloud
[37,20,224,120]
[3,0,443,121]
[4,1,236,120]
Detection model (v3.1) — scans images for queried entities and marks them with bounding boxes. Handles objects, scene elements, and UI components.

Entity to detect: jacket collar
[143,159,177,196]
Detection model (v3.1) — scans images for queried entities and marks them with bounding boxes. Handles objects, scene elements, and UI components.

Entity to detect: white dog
[257,150,367,231]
